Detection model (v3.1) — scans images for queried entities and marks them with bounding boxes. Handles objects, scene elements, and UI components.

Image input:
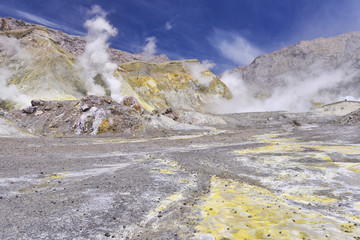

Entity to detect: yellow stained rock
[147,192,183,219]
[97,119,111,134]
[119,60,231,112]
[282,193,338,205]
[151,168,176,174]
[45,172,67,180]
[3,25,231,112]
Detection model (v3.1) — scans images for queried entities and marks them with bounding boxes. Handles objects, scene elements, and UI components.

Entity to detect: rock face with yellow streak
[0,17,231,114]
[119,60,231,112]
[0,21,86,103]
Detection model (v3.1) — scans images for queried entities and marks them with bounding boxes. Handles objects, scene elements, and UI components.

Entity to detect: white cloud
[143,36,157,56]
[165,22,173,30]
[14,9,61,29]
[5,7,84,35]
[209,29,262,66]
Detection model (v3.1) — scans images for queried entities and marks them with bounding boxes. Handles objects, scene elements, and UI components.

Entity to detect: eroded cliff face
[0,17,230,114]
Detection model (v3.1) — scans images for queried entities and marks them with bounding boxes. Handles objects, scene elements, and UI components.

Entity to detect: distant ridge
[229,31,360,98]
[0,17,169,64]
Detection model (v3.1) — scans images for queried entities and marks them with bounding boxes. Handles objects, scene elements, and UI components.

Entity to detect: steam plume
[143,37,157,56]
[0,36,29,59]
[78,5,123,101]
[183,60,216,87]
[0,67,30,107]
[0,36,30,107]
[214,64,359,113]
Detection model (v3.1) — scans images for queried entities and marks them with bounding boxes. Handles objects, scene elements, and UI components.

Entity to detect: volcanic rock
[21,106,36,114]
[8,95,146,136]
[162,108,178,121]
[31,99,45,107]
[336,108,360,124]
[119,60,231,112]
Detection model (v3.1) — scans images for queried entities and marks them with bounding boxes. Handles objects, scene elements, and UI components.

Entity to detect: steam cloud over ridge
[183,60,216,87]
[209,29,263,66]
[78,5,123,102]
[0,36,30,107]
[215,63,360,113]
[143,36,157,56]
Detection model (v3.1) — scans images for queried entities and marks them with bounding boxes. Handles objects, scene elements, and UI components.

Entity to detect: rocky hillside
[0,17,230,113]
[230,32,360,100]
[0,17,169,64]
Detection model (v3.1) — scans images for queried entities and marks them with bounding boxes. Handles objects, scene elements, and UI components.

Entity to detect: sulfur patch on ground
[195,133,360,240]
[196,177,360,240]
[1,111,360,239]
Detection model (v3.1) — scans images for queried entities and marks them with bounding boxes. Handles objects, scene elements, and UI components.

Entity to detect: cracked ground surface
[1,111,360,240]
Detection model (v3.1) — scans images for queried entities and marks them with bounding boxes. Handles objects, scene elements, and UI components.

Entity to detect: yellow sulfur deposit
[1,25,231,112]
[119,60,231,112]
[196,177,360,240]
[97,119,111,134]
[195,133,360,239]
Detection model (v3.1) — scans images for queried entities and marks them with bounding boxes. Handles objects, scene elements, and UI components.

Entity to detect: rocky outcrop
[3,95,227,137]
[0,113,31,137]
[0,17,34,31]
[230,32,360,99]
[7,95,145,136]
[314,101,360,116]
[336,107,360,124]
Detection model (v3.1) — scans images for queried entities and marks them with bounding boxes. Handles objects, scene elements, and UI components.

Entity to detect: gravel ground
[1,111,360,239]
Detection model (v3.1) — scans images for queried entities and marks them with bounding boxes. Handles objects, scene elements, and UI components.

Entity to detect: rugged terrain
[0,17,229,112]
[0,17,169,64]
[1,103,360,239]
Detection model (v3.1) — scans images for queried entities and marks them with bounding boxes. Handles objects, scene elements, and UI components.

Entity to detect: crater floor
[1,111,360,240]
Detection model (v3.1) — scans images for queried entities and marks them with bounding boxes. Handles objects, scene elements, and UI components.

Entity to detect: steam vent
[1,9,360,240]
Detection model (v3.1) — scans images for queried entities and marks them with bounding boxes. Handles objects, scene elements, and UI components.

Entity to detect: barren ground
[1,111,360,240]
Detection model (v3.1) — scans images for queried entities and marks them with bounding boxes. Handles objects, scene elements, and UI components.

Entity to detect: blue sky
[1,0,360,74]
